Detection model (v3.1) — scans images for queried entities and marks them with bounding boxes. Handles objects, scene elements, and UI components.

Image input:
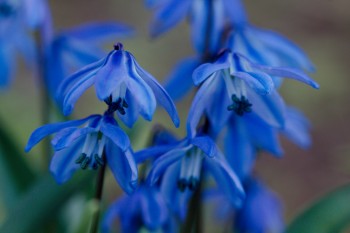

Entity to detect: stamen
[80,156,91,170]
[75,153,87,164]
[177,178,187,192]
[227,94,252,116]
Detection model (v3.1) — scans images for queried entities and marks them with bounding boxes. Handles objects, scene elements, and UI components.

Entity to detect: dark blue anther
[177,178,187,192]
[227,94,252,116]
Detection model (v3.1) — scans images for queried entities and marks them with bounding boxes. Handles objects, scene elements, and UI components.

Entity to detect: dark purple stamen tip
[114,42,124,51]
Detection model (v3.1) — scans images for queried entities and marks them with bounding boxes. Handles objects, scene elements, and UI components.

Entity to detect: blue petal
[234,71,274,95]
[117,91,140,128]
[204,153,245,207]
[235,53,319,89]
[187,75,217,138]
[100,116,130,151]
[49,137,83,184]
[134,143,178,164]
[59,58,106,115]
[191,136,219,158]
[132,55,180,127]
[94,50,128,101]
[252,26,315,71]
[0,46,14,88]
[283,107,311,149]
[25,115,100,152]
[126,70,156,121]
[147,146,188,185]
[245,114,283,156]
[160,162,191,220]
[105,145,138,195]
[140,186,168,230]
[164,57,200,101]
[192,50,231,85]
[225,117,256,179]
[150,0,192,37]
[190,0,207,54]
[222,0,248,26]
[60,22,133,41]
[51,127,96,151]
[248,89,286,128]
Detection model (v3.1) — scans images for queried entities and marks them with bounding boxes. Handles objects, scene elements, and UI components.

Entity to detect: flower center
[177,148,202,192]
[104,83,129,115]
[223,70,252,116]
[75,132,106,170]
[227,94,252,116]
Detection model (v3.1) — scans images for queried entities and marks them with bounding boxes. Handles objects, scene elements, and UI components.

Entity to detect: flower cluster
[19,0,319,232]
[26,42,179,196]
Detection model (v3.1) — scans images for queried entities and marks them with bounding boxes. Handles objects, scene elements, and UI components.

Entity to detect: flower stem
[89,157,106,233]
[180,178,203,233]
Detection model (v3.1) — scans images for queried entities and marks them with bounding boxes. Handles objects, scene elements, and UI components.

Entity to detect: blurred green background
[0,0,349,230]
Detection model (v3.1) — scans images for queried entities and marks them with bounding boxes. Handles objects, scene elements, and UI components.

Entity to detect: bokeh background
[0,0,349,230]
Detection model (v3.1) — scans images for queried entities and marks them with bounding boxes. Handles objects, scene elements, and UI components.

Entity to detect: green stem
[89,158,106,233]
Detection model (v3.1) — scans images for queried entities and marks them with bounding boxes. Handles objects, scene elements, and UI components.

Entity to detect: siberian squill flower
[226,0,314,75]
[45,22,133,97]
[25,113,138,194]
[136,133,245,208]
[147,0,236,54]
[102,184,173,233]
[57,42,179,128]
[0,0,35,88]
[189,50,319,136]
[208,178,284,233]
[235,179,284,233]
[224,107,311,179]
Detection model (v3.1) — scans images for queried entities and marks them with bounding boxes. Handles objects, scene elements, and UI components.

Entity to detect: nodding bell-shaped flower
[57,42,179,128]
[135,133,245,207]
[188,50,319,137]
[25,113,138,194]
[102,184,172,233]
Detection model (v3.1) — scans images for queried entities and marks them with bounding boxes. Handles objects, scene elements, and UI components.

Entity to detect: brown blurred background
[0,0,349,226]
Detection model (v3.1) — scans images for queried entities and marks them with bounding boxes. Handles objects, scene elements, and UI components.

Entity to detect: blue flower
[135,133,245,208]
[102,184,173,233]
[226,0,315,79]
[224,106,311,179]
[0,0,36,88]
[147,0,233,54]
[188,50,319,136]
[235,179,284,233]
[45,22,133,98]
[25,114,138,194]
[57,42,179,128]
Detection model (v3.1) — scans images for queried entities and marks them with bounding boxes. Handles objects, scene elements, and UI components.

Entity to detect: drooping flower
[224,106,311,179]
[207,178,284,233]
[25,113,138,194]
[45,22,133,97]
[147,0,235,54]
[135,133,245,208]
[225,0,315,79]
[0,0,36,88]
[57,42,179,128]
[235,179,284,233]
[102,184,173,233]
[188,50,319,137]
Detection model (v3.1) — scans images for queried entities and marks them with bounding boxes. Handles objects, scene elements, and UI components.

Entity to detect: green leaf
[0,118,36,208]
[287,184,350,233]
[0,172,93,233]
